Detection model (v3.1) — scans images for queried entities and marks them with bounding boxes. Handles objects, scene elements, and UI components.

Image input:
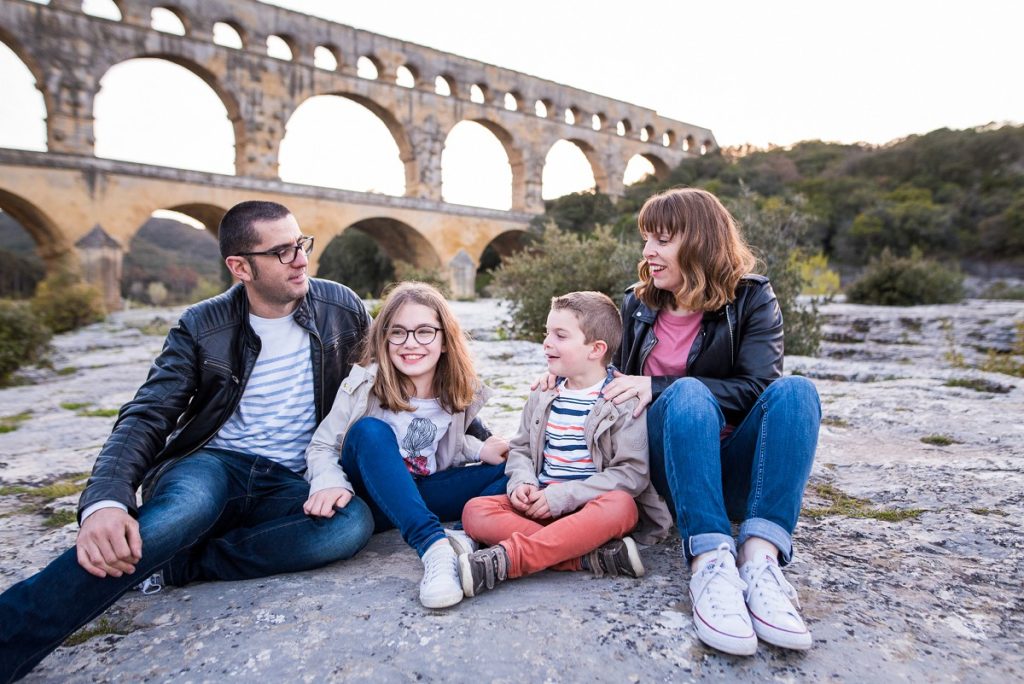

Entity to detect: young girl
[303,282,509,609]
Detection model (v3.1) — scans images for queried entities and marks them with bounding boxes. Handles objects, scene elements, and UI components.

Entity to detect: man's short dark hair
[219,201,292,259]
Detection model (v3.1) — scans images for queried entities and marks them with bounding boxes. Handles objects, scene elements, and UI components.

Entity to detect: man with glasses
[0,201,375,681]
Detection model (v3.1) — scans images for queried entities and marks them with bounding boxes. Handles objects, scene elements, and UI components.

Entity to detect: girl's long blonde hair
[635,188,758,312]
[360,281,478,413]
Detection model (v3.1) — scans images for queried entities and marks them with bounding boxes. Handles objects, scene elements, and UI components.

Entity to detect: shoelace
[695,552,749,618]
[422,549,458,584]
[747,560,801,613]
[138,574,163,595]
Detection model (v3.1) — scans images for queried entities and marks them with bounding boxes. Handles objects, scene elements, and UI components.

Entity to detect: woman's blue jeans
[647,376,820,565]
[0,449,373,682]
[340,417,508,557]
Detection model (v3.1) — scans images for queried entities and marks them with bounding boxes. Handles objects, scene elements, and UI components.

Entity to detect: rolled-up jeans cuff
[686,533,736,563]
[738,518,793,565]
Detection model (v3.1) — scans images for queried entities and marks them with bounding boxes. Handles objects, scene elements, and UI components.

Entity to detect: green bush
[729,196,824,356]
[0,300,52,385]
[491,224,636,342]
[31,272,106,333]
[846,248,964,306]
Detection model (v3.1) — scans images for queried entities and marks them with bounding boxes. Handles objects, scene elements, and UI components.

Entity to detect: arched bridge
[0,0,716,305]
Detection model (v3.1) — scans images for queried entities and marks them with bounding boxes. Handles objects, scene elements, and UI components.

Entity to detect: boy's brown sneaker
[458,544,510,597]
[585,536,645,578]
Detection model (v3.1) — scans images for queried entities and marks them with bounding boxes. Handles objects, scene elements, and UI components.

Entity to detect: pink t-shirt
[643,310,703,377]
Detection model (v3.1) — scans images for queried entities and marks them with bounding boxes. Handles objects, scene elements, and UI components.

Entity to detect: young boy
[458,291,671,597]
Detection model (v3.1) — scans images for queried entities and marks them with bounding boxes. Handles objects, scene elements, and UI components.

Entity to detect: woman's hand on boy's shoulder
[303,487,353,518]
[603,371,652,417]
[530,372,558,392]
[479,435,510,464]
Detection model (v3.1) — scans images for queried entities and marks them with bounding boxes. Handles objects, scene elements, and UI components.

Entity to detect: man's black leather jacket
[77,278,371,519]
[615,275,784,426]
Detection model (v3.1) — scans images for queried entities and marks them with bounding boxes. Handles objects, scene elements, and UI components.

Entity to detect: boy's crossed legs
[461,490,639,583]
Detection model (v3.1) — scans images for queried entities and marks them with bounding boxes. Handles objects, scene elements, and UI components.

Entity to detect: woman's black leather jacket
[614,275,784,425]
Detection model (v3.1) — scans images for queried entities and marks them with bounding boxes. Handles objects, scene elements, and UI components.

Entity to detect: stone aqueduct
[0,0,716,305]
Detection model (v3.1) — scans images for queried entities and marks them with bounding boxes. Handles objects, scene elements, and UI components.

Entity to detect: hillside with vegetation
[538,124,1024,275]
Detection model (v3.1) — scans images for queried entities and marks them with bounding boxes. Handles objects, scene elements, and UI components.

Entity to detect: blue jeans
[0,449,373,682]
[341,417,508,557]
[647,376,820,565]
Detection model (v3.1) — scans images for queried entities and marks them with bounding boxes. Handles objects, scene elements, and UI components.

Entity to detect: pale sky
[262,0,1024,147]
[0,0,1021,212]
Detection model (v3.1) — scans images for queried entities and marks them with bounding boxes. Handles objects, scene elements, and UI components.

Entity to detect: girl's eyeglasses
[387,326,442,346]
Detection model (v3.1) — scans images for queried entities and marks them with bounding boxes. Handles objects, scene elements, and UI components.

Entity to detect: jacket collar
[234,282,317,336]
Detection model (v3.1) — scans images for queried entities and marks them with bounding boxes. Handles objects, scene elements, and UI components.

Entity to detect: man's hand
[524,488,552,520]
[303,487,353,518]
[529,372,558,392]
[602,371,653,417]
[510,483,537,512]
[76,508,142,578]
[479,435,510,464]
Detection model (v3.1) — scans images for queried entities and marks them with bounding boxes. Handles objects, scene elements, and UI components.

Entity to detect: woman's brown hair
[635,188,758,312]
[359,281,478,413]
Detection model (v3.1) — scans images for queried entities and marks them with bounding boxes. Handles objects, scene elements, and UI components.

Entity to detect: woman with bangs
[303,282,509,609]
[603,188,821,656]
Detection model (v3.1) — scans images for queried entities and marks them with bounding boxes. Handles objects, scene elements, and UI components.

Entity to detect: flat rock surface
[2,299,1023,682]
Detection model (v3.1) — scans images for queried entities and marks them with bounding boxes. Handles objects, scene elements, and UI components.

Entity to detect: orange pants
[461,490,639,578]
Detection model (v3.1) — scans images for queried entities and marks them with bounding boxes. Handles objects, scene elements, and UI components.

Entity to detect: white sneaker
[688,543,757,656]
[740,554,812,650]
[419,540,463,609]
[444,528,479,557]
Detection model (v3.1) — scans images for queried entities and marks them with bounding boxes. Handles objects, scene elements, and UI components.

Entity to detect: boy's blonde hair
[635,187,758,312]
[550,291,622,364]
[360,281,478,413]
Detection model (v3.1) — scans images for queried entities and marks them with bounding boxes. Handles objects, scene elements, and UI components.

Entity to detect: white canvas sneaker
[444,528,479,557]
[740,554,812,650]
[688,543,757,656]
[419,540,463,609]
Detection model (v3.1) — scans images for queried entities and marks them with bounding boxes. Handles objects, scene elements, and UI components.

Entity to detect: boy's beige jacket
[304,363,488,495]
[504,387,673,545]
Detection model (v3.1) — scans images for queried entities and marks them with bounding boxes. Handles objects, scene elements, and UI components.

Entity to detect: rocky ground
[1,298,1022,682]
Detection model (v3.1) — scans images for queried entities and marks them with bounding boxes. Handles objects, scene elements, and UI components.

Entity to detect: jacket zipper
[203,358,240,384]
[726,305,735,366]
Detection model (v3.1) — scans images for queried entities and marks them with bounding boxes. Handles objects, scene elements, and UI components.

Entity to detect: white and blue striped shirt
[538,377,603,486]
[207,312,316,472]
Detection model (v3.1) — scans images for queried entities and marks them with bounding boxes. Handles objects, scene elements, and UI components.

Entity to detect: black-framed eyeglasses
[236,236,314,264]
[387,326,442,346]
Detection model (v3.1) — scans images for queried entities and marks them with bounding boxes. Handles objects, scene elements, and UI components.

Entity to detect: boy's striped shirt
[539,377,603,486]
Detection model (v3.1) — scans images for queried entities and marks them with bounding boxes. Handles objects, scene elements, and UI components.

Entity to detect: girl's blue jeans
[340,417,508,557]
[646,376,820,565]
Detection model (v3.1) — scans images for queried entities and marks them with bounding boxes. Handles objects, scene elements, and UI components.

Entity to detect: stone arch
[0,188,73,270]
[441,118,521,210]
[638,152,670,180]
[564,138,609,193]
[479,229,527,263]
[281,92,413,195]
[0,32,47,152]
[339,217,440,270]
[165,202,227,237]
[94,54,244,172]
[121,206,226,305]
[0,28,50,141]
